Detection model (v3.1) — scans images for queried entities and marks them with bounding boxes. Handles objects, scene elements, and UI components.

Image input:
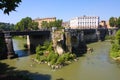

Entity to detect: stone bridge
[1,30,50,59]
[52,28,117,55]
[0,28,117,59]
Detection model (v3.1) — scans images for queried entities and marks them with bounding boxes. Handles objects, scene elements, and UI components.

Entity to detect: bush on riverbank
[110,30,120,58]
[105,35,115,40]
[35,41,77,69]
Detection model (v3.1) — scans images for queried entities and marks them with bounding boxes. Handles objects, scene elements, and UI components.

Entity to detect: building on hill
[70,15,99,29]
[34,17,56,29]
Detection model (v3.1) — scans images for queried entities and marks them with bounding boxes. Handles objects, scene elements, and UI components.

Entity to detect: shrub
[56,55,65,65]
[39,56,47,62]
[110,30,120,58]
[35,54,40,61]
[111,44,120,52]
[35,40,77,68]
[36,45,44,55]
[105,35,115,40]
[110,50,120,58]
[47,51,58,62]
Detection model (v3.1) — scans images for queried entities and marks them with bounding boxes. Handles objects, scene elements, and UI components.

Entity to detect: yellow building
[34,17,56,29]
[99,20,107,28]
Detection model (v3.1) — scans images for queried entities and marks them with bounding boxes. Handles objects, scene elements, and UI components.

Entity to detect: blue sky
[0,0,120,24]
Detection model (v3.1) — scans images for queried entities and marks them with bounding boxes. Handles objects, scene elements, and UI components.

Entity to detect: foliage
[110,30,120,58]
[109,16,120,28]
[105,35,115,40]
[41,21,49,28]
[35,41,53,62]
[110,50,120,58]
[41,19,63,29]
[49,52,59,65]
[0,0,21,14]
[117,17,120,28]
[109,17,117,27]
[56,55,65,65]
[35,40,77,68]
[15,17,38,31]
[0,22,15,31]
[111,44,120,52]
[115,30,120,44]
[36,45,44,56]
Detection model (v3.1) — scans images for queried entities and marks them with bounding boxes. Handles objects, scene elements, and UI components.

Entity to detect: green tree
[115,30,120,44]
[48,21,55,28]
[15,22,23,31]
[15,17,38,31]
[54,19,63,28]
[41,21,49,28]
[109,17,117,27]
[116,17,120,28]
[0,0,21,14]
[32,22,39,30]
[0,22,15,31]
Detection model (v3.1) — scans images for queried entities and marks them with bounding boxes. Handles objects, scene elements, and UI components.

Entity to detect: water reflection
[12,39,29,57]
[15,50,28,57]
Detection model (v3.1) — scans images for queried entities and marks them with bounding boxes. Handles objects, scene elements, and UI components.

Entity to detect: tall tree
[54,19,63,28]
[0,0,21,14]
[117,17,120,28]
[15,17,38,31]
[0,22,15,31]
[41,21,49,28]
[109,17,117,27]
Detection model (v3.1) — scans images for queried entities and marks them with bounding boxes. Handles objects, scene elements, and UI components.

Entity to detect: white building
[70,15,99,29]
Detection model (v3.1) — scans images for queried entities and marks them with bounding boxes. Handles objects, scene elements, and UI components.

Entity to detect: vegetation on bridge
[34,41,77,69]
[110,30,120,60]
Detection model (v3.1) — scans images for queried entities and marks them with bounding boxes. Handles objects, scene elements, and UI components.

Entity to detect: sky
[0,0,120,24]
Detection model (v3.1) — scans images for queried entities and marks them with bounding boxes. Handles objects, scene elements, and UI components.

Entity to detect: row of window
[78,22,98,24]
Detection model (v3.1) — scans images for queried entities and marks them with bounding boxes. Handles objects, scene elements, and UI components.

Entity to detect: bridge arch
[3,30,51,58]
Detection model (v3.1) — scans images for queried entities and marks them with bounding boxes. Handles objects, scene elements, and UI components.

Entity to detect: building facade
[34,17,56,29]
[99,20,107,28]
[62,21,70,28]
[70,15,99,29]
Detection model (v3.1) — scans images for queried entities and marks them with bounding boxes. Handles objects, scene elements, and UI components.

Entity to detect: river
[0,39,120,80]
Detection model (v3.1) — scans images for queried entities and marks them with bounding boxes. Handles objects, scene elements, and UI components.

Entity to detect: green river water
[0,39,120,80]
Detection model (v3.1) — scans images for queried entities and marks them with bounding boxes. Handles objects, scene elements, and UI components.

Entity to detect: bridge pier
[80,31,84,41]
[27,35,30,50]
[5,33,18,59]
[96,29,100,41]
[65,30,72,53]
